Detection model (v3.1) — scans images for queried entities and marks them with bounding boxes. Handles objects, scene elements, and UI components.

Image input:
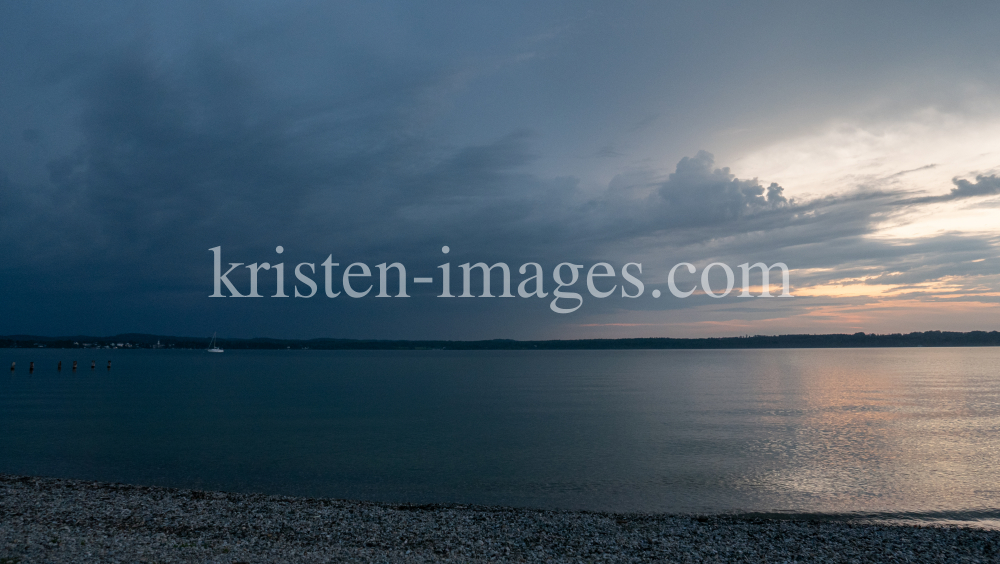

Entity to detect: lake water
[1,348,999,527]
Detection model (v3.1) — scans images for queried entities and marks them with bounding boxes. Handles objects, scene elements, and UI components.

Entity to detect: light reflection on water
[1,347,998,527]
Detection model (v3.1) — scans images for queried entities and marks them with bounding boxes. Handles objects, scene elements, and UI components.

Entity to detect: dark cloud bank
[1,49,997,340]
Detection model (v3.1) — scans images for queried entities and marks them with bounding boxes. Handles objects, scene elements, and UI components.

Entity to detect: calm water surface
[1,348,998,526]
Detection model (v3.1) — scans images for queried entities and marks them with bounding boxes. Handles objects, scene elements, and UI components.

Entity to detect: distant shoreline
[1,473,998,563]
[1,330,999,350]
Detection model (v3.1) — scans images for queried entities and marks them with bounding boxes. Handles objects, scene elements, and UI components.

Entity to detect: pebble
[1,473,998,563]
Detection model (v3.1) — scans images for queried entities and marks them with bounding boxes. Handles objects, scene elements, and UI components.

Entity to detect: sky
[1,1,998,340]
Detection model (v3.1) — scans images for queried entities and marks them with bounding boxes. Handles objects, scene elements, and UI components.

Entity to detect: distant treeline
[1,330,998,350]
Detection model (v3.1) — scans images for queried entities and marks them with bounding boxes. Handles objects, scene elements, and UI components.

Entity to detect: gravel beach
[1,474,998,563]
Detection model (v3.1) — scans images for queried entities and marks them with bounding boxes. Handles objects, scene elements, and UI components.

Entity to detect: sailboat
[207,333,224,353]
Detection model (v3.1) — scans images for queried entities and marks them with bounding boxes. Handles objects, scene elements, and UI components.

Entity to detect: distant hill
[1,330,998,350]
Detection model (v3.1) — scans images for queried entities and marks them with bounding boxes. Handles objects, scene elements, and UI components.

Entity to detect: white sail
[207,332,224,353]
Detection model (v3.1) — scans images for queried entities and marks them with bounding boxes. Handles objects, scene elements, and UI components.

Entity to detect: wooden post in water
[91,360,95,370]
[72,361,78,371]
[58,361,62,371]
[29,362,34,373]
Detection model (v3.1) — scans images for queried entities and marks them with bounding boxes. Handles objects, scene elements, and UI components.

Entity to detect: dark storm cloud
[895,173,1000,206]
[4,50,443,269]
[949,174,1000,199]
[2,3,999,338]
[1,48,992,290]
[570,150,792,246]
